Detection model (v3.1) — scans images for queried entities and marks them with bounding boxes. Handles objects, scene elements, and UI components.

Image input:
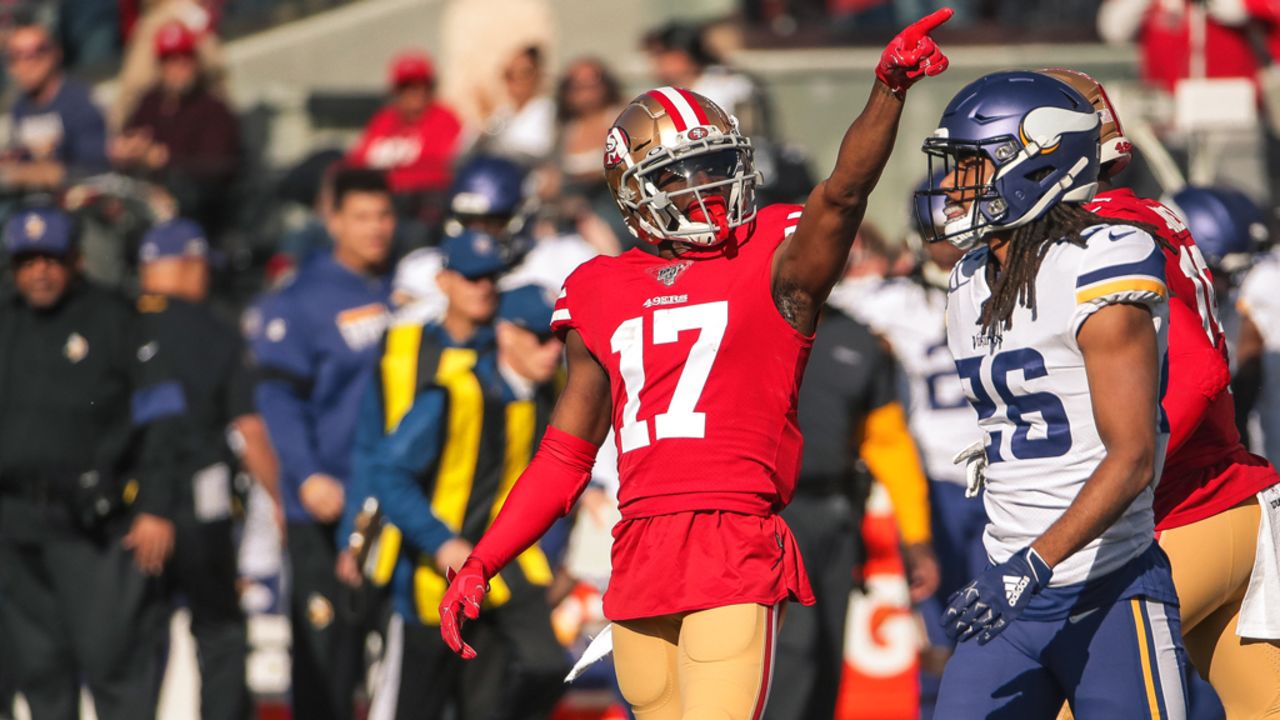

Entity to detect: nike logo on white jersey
[1068,607,1101,624]
[1004,575,1030,606]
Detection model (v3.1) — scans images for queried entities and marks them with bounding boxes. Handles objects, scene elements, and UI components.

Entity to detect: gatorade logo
[1003,575,1029,606]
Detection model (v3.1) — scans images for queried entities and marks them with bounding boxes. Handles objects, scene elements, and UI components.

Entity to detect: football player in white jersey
[922,70,1192,718]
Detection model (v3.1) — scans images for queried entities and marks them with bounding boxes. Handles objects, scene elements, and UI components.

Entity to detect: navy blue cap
[139,218,208,264]
[497,285,556,335]
[4,208,74,257]
[441,229,506,280]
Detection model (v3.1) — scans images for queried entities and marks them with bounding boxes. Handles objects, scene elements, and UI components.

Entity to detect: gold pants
[1061,500,1280,719]
[1160,500,1280,718]
[613,603,780,720]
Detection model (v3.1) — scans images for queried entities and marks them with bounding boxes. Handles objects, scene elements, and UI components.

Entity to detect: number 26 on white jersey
[610,301,727,453]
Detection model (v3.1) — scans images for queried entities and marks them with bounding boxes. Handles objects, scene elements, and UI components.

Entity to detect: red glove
[436,426,600,659]
[440,561,487,660]
[876,8,953,96]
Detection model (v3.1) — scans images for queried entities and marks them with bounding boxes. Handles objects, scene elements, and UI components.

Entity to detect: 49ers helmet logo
[604,127,629,169]
[687,126,708,141]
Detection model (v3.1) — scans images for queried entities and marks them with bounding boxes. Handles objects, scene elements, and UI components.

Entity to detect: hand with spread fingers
[942,546,1052,645]
[876,7,953,96]
[439,559,489,660]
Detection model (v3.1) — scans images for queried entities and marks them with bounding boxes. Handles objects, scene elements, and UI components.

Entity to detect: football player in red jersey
[434,10,952,719]
[1041,68,1280,717]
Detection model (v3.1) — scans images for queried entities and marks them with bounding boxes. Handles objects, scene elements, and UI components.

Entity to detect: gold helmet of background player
[1038,68,1132,176]
[603,87,762,247]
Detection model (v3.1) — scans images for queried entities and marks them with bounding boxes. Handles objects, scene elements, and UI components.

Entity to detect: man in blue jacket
[250,168,393,720]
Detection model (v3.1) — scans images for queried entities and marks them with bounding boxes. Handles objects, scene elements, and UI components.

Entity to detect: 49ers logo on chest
[604,127,629,169]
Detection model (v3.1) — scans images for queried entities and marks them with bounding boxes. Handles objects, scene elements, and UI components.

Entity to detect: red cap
[390,51,434,87]
[155,21,198,58]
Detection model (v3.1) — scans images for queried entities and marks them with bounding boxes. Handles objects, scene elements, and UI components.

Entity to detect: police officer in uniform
[344,234,568,719]
[0,207,184,720]
[136,218,274,720]
[251,169,394,720]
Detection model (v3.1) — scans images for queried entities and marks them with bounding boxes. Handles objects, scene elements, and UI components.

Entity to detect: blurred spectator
[1098,0,1261,93]
[643,21,771,139]
[475,45,556,165]
[110,21,242,242]
[348,50,462,232]
[554,57,626,242]
[0,207,182,720]
[555,58,621,191]
[643,21,814,204]
[249,168,393,720]
[136,218,269,720]
[2,22,107,192]
[439,0,555,131]
[113,0,225,131]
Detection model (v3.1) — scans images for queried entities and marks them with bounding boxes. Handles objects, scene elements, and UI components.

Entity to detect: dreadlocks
[978,203,1166,340]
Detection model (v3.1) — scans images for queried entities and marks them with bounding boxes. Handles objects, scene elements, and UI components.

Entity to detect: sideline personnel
[766,302,938,720]
[0,207,183,719]
[137,218,272,720]
[358,282,567,720]
[251,169,394,720]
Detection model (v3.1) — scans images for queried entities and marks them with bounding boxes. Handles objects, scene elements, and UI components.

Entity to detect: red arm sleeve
[468,426,600,579]
[1163,297,1232,456]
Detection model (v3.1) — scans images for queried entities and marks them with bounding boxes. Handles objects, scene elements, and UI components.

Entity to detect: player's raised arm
[439,329,610,658]
[772,8,951,334]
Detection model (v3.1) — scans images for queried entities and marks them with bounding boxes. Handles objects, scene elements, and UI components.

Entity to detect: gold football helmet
[1038,68,1132,175]
[604,87,761,247]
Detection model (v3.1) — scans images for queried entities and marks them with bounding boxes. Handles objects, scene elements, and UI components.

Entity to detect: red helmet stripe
[676,87,711,125]
[1094,80,1125,135]
[646,89,688,131]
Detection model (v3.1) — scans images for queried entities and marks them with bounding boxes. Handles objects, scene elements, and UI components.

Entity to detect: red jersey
[1088,188,1277,529]
[552,204,813,520]
[551,204,815,619]
[347,103,462,193]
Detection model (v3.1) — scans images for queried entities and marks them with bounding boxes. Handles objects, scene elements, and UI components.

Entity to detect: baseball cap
[138,218,208,264]
[497,285,556,336]
[441,230,506,280]
[390,51,435,87]
[4,208,75,257]
[154,21,198,58]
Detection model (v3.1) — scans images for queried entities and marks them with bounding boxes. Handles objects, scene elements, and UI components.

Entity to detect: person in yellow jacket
[352,280,569,720]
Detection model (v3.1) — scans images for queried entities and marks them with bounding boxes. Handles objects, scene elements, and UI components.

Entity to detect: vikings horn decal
[1020,106,1098,153]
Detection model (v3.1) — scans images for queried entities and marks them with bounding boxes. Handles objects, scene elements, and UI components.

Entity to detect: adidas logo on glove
[1003,574,1030,606]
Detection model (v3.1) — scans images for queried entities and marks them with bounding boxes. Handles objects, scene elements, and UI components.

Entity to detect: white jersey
[1238,251,1280,462]
[1240,250,1280,353]
[834,276,980,485]
[946,224,1169,587]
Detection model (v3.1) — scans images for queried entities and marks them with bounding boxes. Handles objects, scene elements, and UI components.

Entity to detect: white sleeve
[1070,225,1168,336]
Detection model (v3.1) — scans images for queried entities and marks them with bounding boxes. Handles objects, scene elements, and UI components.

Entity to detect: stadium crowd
[0,1,1277,719]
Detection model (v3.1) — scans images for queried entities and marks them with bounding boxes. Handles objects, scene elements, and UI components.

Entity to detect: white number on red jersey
[609,301,728,453]
[1177,244,1225,345]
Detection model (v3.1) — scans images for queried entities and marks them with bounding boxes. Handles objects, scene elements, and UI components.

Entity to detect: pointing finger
[902,7,954,46]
